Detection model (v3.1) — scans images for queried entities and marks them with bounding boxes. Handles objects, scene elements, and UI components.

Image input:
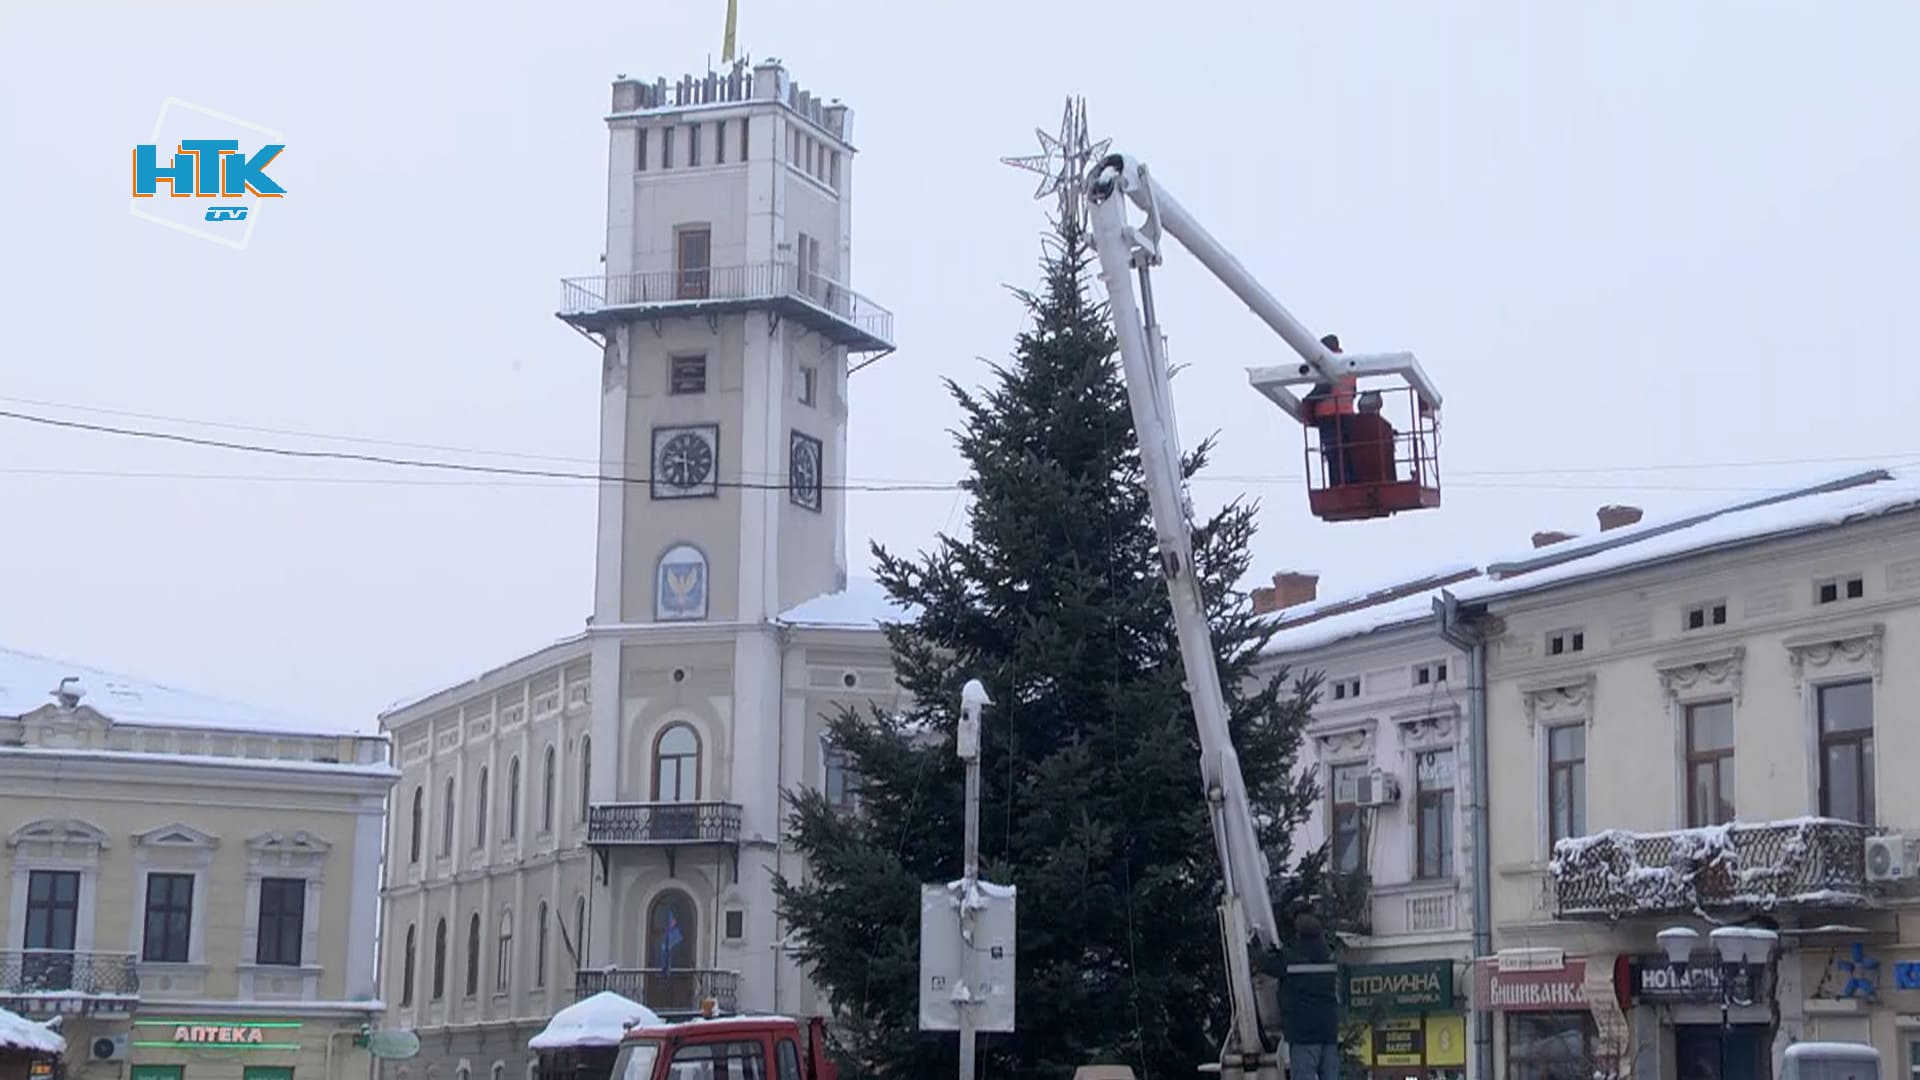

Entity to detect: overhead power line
[3,401,1916,498]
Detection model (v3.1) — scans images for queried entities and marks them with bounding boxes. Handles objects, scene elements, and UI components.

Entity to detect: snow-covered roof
[528,990,663,1050]
[0,646,363,736]
[1260,585,1456,657]
[779,577,917,629]
[382,631,588,717]
[0,1006,65,1054]
[1259,468,1920,655]
[1457,468,1920,606]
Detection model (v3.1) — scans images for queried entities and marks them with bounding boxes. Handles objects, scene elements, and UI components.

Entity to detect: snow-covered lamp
[1657,926,1701,973]
[1710,926,1779,967]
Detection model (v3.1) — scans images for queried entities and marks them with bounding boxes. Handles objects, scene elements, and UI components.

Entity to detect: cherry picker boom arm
[1083,152,1431,1079]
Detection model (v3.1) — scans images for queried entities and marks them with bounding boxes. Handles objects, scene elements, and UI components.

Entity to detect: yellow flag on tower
[722,0,738,63]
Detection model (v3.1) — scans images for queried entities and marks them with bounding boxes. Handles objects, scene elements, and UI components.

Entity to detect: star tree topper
[1001,96,1111,226]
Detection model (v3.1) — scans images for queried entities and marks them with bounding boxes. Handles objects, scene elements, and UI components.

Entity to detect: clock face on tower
[651,425,719,499]
[789,430,823,512]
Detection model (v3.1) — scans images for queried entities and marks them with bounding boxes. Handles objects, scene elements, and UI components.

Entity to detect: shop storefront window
[1908,1040,1919,1080]
[1505,1012,1597,1080]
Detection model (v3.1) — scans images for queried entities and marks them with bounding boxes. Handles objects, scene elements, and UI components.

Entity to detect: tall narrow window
[739,117,750,160]
[542,745,557,832]
[689,123,702,167]
[475,766,490,848]
[715,120,727,164]
[636,128,648,172]
[535,902,549,990]
[23,870,78,990]
[662,127,675,169]
[830,152,841,190]
[575,897,588,966]
[1685,701,1736,827]
[654,724,702,802]
[400,924,417,1006]
[799,365,818,407]
[823,741,860,812]
[579,736,593,822]
[256,877,306,966]
[1547,724,1587,845]
[1329,762,1369,874]
[409,785,424,863]
[675,227,711,300]
[466,912,482,998]
[506,757,521,839]
[432,918,448,1000]
[1818,680,1875,824]
[1415,749,1455,879]
[441,778,456,855]
[143,872,194,963]
[495,910,513,994]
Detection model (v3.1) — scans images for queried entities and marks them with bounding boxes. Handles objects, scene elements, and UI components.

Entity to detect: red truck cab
[608,1014,837,1080]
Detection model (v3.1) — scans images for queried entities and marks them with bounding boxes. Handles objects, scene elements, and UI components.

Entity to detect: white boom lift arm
[1082,153,1438,1079]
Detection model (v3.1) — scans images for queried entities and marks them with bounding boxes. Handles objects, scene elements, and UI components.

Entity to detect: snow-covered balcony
[575,967,738,1017]
[556,263,894,353]
[1549,817,1873,919]
[0,950,139,1016]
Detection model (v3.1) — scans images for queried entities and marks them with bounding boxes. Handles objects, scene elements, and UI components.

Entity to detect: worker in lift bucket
[1302,335,1359,487]
[1256,912,1344,1080]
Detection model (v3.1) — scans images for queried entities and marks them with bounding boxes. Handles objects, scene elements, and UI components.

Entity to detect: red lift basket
[1301,382,1441,521]
[1247,356,1443,523]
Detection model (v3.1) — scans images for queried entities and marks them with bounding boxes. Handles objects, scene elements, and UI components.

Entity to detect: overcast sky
[4,1,1918,730]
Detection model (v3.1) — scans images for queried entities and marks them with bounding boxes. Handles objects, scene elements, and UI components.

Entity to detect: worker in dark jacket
[1262,912,1343,1080]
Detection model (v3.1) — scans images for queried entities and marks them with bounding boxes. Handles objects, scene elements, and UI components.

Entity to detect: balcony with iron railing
[576,967,739,1016]
[1550,817,1874,919]
[557,262,893,353]
[587,801,743,846]
[0,950,139,1015]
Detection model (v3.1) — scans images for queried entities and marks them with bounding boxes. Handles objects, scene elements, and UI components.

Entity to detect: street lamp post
[1658,925,1779,1080]
[956,678,992,1080]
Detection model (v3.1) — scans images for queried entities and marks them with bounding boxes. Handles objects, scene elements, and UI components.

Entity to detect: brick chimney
[1532,530,1578,549]
[1597,504,1644,532]
[1252,571,1320,616]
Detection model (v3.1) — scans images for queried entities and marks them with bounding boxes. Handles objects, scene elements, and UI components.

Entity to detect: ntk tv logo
[132,140,286,223]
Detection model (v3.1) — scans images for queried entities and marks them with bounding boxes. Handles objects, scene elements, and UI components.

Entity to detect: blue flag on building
[659,909,683,972]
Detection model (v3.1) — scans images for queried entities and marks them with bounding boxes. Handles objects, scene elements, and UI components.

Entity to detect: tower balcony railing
[587,801,743,846]
[1549,817,1873,919]
[557,262,893,353]
[0,949,140,1015]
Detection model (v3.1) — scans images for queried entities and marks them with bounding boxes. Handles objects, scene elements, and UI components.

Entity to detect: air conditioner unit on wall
[1355,770,1401,807]
[1865,834,1918,883]
[90,1034,128,1062]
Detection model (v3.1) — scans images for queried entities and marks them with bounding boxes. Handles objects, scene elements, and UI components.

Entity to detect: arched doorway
[644,889,699,1013]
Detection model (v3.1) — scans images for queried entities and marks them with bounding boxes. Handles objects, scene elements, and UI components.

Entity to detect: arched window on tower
[652,724,701,802]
